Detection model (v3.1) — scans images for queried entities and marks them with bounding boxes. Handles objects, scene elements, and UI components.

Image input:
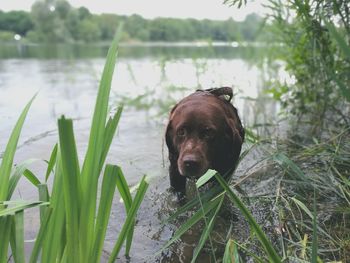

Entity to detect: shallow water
[0,44,285,262]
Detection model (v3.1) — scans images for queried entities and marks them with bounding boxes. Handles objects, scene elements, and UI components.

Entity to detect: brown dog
[165,87,244,194]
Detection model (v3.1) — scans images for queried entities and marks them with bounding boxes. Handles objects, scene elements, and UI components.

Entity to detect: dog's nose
[183,156,200,173]
[184,159,198,168]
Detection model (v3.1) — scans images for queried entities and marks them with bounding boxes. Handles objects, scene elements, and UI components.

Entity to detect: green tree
[0,30,15,41]
[31,0,70,42]
[77,7,92,20]
[267,0,349,126]
[223,18,239,41]
[210,21,227,41]
[97,14,121,40]
[65,9,80,40]
[149,18,187,41]
[200,19,217,40]
[239,13,263,41]
[13,0,266,43]
[77,18,101,42]
[0,10,34,35]
[124,14,149,41]
[226,0,350,129]
[55,0,71,19]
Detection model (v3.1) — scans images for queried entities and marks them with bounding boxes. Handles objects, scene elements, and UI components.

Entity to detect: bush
[0,30,15,42]
[266,0,350,129]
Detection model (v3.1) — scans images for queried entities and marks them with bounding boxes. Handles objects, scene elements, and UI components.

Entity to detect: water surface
[0,43,284,262]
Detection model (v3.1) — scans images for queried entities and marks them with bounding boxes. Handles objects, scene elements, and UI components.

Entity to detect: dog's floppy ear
[225,106,245,164]
[165,104,178,156]
[230,106,245,142]
[227,117,244,145]
[165,120,174,153]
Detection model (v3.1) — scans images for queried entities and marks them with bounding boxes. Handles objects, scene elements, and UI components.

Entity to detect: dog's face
[166,92,244,179]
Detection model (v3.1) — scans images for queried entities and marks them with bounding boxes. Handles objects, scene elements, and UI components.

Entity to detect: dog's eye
[177,128,186,137]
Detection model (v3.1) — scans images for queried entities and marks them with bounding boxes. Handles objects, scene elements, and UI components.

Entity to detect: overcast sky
[1,0,267,21]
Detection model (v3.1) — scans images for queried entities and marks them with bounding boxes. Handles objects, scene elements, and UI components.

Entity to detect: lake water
[0,44,286,262]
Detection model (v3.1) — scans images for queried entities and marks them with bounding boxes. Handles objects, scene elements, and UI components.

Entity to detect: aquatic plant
[0,27,148,262]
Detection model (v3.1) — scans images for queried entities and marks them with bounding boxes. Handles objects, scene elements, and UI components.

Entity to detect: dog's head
[166,87,244,179]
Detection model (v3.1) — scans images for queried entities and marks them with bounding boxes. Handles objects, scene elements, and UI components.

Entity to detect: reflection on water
[0,45,286,262]
[0,42,268,60]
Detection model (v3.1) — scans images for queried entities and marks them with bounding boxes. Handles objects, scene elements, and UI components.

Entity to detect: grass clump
[0,27,148,262]
[160,122,349,262]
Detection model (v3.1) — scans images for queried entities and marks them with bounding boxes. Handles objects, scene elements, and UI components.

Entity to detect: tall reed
[0,27,148,262]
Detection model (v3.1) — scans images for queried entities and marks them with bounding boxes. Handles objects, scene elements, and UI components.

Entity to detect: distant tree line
[0,0,266,43]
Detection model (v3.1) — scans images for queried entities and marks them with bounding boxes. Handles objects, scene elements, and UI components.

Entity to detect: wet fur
[165,88,244,193]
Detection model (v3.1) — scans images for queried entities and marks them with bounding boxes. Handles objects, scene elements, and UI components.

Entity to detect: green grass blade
[160,195,222,254]
[116,167,133,207]
[45,143,58,182]
[291,197,313,219]
[60,248,68,263]
[328,69,350,102]
[14,211,25,263]
[0,201,45,217]
[214,172,281,263]
[223,239,240,263]
[7,159,38,200]
[81,27,122,187]
[91,165,118,262]
[108,175,148,263]
[41,151,66,263]
[196,169,217,188]
[99,107,123,171]
[191,193,224,263]
[165,184,223,223]
[79,26,122,259]
[38,184,49,224]
[0,95,36,203]
[23,169,41,187]
[58,116,81,262]
[125,222,135,255]
[311,193,318,263]
[272,152,309,182]
[115,166,134,256]
[29,208,53,263]
[10,217,17,262]
[0,216,12,262]
[323,18,350,60]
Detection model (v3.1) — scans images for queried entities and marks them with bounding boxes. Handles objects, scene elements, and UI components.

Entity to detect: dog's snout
[183,156,200,170]
[179,154,208,178]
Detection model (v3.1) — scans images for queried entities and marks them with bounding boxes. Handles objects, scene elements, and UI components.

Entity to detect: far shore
[0,40,278,48]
